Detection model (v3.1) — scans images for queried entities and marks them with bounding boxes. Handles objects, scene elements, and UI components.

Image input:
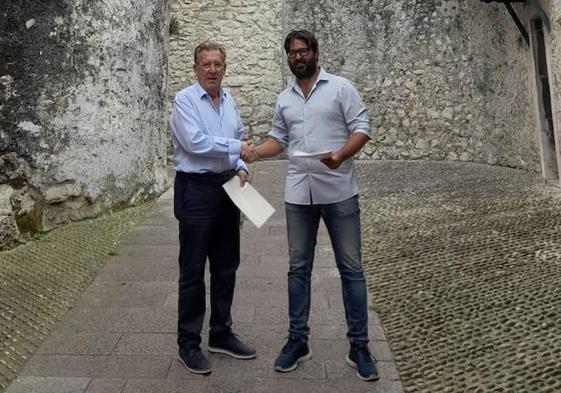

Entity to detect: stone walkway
[355,160,561,393]
[6,160,561,393]
[5,161,403,393]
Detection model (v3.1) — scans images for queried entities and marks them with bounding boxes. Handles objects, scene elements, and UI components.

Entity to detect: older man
[243,30,379,381]
[170,41,256,375]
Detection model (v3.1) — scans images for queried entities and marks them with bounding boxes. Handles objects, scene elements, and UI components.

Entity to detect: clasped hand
[241,141,259,163]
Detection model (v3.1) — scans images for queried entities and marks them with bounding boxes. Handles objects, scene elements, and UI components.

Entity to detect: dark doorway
[530,18,559,181]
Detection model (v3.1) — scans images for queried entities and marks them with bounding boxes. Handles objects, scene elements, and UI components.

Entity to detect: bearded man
[242,30,379,382]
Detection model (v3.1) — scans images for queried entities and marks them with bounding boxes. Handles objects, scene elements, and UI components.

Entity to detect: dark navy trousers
[173,170,240,350]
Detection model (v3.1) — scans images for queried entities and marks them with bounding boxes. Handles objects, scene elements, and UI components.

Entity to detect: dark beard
[289,59,317,80]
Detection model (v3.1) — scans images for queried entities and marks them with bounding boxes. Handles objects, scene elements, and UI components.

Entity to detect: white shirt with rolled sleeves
[268,68,371,205]
[170,82,248,174]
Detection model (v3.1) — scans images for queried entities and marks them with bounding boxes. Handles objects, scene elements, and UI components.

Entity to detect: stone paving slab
[37,333,122,355]
[85,379,127,393]
[4,160,402,393]
[4,377,90,393]
[120,379,203,393]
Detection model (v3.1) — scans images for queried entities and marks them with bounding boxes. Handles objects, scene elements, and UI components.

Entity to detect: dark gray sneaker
[345,346,380,381]
[274,337,312,372]
[178,347,211,375]
[208,333,256,359]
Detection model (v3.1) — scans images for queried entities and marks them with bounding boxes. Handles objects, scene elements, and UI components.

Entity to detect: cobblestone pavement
[0,205,152,391]
[2,160,560,393]
[357,160,561,393]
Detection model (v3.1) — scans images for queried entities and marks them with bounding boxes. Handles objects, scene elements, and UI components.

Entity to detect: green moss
[31,228,47,240]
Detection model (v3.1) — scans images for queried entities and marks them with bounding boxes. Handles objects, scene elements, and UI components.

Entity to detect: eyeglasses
[286,48,311,59]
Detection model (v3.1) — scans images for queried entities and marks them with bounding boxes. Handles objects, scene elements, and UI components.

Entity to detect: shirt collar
[194,82,226,101]
[290,67,330,89]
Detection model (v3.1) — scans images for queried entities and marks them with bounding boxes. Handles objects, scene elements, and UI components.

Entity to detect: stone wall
[539,0,561,174]
[3,0,558,250]
[168,0,546,171]
[168,0,284,138]
[0,0,171,250]
[283,0,541,169]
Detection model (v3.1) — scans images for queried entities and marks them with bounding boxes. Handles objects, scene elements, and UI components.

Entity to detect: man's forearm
[337,132,370,161]
[320,132,370,170]
[254,137,284,159]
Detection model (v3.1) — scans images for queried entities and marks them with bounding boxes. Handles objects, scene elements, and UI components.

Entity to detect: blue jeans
[285,195,369,347]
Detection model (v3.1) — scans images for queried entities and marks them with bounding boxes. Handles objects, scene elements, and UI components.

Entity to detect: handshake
[241,141,259,164]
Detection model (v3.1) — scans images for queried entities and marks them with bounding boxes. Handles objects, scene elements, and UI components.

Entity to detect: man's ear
[192,63,198,77]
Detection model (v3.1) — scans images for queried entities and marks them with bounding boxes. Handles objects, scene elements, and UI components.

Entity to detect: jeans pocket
[331,195,359,217]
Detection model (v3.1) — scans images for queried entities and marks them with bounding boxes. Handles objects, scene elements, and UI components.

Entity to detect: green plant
[31,229,47,240]
[369,303,384,314]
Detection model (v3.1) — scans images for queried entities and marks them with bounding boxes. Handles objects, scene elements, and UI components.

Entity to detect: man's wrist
[335,151,346,162]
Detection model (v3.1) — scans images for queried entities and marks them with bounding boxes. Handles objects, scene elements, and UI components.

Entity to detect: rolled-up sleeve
[339,80,370,138]
[171,95,242,166]
[268,101,289,148]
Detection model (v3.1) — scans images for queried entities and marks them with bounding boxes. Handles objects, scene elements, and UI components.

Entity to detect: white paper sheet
[223,177,275,228]
[292,149,332,159]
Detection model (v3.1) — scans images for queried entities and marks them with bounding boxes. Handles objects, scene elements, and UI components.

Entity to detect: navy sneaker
[208,333,256,359]
[274,337,312,372]
[345,346,380,381]
[178,346,211,375]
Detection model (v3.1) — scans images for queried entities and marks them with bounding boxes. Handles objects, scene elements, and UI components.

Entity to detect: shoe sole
[177,355,212,375]
[345,354,380,381]
[274,350,313,372]
[207,346,257,359]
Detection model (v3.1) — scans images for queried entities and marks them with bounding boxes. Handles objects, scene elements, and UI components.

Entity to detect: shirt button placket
[303,103,310,163]
[303,101,311,200]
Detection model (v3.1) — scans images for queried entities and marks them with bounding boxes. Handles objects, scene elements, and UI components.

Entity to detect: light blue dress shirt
[170,83,247,174]
[268,68,371,205]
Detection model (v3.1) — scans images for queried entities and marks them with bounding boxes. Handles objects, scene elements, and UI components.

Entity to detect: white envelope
[223,177,276,228]
[292,149,332,159]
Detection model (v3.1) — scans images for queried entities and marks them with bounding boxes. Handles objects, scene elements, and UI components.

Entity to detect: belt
[175,170,236,182]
